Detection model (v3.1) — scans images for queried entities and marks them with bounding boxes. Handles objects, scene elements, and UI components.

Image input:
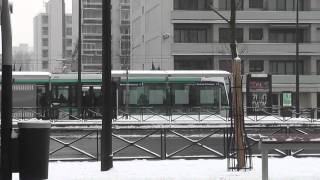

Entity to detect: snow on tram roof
[0,71,51,76]
[0,70,229,78]
[112,70,231,77]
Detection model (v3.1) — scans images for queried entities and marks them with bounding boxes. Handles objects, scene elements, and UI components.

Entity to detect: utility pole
[77,0,82,118]
[101,0,113,171]
[295,0,300,118]
[210,0,247,170]
[230,0,246,170]
[1,0,13,179]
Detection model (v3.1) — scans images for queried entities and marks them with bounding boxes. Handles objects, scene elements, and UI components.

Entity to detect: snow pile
[13,157,320,180]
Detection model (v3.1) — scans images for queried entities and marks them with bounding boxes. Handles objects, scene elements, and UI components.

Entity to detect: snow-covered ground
[12,157,320,180]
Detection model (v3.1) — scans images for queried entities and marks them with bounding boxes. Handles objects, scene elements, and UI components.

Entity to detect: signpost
[246,74,272,115]
[282,92,292,107]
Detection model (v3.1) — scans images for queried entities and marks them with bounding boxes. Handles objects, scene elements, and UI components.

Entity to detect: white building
[131,0,320,109]
[72,0,130,71]
[34,0,73,72]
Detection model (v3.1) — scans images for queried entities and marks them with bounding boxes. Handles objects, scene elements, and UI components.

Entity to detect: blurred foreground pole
[0,0,13,179]
[101,0,113,171]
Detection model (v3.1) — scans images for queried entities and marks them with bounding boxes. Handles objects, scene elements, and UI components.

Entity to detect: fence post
[161,129,166,160]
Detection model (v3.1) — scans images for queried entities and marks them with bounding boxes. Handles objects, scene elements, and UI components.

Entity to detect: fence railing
[47,124,320,161]
[9,106,320,124]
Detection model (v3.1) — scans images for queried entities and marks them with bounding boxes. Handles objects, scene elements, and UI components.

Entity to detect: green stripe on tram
[8,77,202,84]
[13,79,50,84]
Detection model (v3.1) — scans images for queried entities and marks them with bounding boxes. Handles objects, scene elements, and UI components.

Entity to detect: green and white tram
[1,70,230,119]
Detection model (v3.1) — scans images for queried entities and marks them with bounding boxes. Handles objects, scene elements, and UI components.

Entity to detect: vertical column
[101,0,113,171]
[1,0,13,179]
[262,149,269,180]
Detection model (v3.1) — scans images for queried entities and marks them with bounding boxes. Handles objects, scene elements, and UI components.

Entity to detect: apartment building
[72,0,130,71]
[131,0,320,109]
[34,0,73,72]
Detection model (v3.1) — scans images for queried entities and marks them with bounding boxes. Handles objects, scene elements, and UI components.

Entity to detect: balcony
[171,10,320,24]
[171,43,320,56]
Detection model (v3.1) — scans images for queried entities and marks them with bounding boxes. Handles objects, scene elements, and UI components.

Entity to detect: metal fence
[47,124,320,161]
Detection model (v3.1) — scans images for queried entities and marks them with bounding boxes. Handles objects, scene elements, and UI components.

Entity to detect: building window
[66,39,72,47]
[276,0,304,11]
[42,50,48,58]
[276,0,286,10]
[269,29,304,43]
[66,28,72,36]
[42,38,48,46]
[42,61,49,69]
[42,27,48,36]
[249,0,263,8]
[219,0,243,10]
[42,15,48,24]
[174,24,209,43]
[174,0,210,10]
[249,60,264,72]
[65,50,72,57]
[65,16,72,24]
[317,60,320,75]
[219,28,243,43]
[120,27,130,34]
[174,56,213,70]
[249,28,263,40]
[219,60,244,73]
[270,61,304,75]
[174,29,207,43]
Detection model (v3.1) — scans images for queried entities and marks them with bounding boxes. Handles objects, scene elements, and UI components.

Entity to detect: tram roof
[112,70,231,77]
[0,71,52,77]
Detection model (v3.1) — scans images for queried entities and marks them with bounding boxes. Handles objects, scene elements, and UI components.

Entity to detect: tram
[0,70,230,119]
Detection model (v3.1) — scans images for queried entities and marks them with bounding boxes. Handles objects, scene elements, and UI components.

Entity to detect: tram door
[246,74,272,115]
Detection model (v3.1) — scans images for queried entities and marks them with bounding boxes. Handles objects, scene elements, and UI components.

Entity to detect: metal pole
[1,0,13,179]
[125,67,129,119]
[78,0,82,117]
[295,0,300,118]
[101,0,113,171]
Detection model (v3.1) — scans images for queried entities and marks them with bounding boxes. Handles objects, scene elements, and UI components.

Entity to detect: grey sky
[11,0,72,47]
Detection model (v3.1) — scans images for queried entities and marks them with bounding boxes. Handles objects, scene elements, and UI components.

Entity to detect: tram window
[221,87,228,106]
[37,86,47,107]
[272,94,279,106]
[145,84,166,105]
[172,84,190,105]
[52,86,69,106]
[149,90,165,104]
[129,86,146,105]
[175,90,189,104]
[200,89,216,105]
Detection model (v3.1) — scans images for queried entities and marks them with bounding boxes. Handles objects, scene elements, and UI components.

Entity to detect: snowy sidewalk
[13,157,320,180]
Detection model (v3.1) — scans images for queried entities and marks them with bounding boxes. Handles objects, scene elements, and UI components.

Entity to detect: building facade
[13,44,33,71]
[34,0,73,72]
[72,0,130,72]
[131,0,320,109]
